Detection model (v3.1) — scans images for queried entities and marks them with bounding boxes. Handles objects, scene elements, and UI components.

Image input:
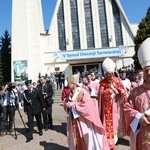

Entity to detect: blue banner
[60,48,123,60]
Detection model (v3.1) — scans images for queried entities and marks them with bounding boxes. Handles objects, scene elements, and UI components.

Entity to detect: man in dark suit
[23,80,45,142]
[37,76,54,131]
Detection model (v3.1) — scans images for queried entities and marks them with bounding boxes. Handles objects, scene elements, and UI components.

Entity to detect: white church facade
[11,0,136,82]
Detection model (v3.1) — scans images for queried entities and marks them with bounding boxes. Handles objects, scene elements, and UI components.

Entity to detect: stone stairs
[53,89,62,103]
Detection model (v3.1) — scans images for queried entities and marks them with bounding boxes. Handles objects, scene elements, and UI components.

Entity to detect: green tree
[0,30,11,83]
[133,7,150,70]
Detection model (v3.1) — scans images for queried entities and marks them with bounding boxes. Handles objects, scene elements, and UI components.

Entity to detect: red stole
[100,77,127,148]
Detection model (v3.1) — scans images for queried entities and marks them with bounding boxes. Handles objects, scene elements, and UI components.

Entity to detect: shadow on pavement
[2,127,28,141]
[39,141,69,150]
[14,127,40,140]
[53,122,67,136]
[117,137,130,146]
[14,121,67,139]
[15,127,28,134]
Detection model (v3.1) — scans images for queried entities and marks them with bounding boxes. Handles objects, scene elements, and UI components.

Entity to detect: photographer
[37,75,54,130]
[0,83,18,136]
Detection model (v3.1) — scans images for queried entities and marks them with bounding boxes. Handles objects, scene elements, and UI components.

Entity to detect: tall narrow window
[57,0,66,50]
[70,0,80,49]
[84,0,95,48]
[112,0,123,46]
[98,0,109,47]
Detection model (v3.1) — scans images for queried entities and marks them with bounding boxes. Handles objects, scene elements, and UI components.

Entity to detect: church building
[12,0,136,82]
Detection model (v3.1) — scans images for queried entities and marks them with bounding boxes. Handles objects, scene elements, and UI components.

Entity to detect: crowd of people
[61,38,150,150]
[0,74,54,143]
[0,38,150,150]
[46,72,65,90]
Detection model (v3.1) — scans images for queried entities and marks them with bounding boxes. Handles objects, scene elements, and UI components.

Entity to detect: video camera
[7,83,16,93]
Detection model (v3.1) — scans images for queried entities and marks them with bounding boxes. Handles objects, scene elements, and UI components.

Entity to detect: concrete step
[53,89,62,103]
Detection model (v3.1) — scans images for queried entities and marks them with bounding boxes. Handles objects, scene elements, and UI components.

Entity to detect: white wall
[12,0,45,82]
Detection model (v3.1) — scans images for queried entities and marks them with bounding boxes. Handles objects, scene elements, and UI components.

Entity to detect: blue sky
[0,0,149,37]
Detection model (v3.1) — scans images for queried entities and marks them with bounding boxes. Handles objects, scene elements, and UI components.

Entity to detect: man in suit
[23,80,45,142]
[37,75,54,131]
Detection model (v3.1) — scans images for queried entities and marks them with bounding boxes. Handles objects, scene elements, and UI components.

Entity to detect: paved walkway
[0,103,68,150]
[0,89,130,150]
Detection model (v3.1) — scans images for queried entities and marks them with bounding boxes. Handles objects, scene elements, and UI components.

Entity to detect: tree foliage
[133,7,150,70]
[0,30,11,83]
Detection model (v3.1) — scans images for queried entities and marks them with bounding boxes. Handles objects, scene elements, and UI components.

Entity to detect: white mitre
[68,74,80,85]
[138,38,150,68]
[102,58,116,73]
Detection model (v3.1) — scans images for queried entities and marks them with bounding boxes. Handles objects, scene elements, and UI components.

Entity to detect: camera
[7,83,16,93]
[42,92,48,99]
